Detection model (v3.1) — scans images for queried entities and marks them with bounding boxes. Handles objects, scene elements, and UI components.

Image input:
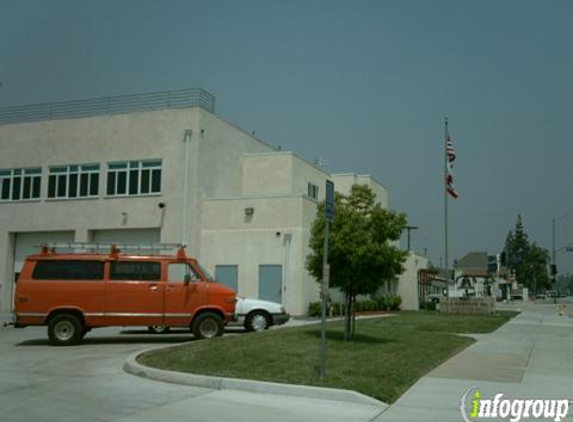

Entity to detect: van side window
[32,260,104,280]
[168,263,200,283]
[110,261,160,281]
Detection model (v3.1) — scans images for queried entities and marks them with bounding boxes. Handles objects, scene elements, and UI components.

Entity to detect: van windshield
[198,263,215,282]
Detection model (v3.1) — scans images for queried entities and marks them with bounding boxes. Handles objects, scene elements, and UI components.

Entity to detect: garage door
[92,229,161,254]
[14,231,75,273]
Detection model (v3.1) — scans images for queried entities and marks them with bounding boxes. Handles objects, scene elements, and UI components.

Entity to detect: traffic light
[500,251,507,266]
[551,264,558,277]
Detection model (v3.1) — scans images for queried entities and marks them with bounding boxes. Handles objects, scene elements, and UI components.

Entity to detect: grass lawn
[138,310,518,403]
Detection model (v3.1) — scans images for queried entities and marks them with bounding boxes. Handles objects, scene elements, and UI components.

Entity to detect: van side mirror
[184,274,191,285]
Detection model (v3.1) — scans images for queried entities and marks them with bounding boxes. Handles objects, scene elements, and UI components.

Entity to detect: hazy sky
[1,0,572,273]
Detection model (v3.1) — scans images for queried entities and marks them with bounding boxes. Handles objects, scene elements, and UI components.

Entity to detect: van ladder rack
[35,242,186,251]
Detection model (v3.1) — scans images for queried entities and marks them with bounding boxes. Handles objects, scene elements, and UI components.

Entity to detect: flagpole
[444,116,450,309]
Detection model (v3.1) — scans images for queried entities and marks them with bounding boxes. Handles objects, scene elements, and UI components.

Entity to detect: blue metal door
[259,265,282,303]
[215,265,238,292]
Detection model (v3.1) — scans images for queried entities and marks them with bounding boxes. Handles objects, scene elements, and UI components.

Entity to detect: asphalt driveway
[0,324,382,422]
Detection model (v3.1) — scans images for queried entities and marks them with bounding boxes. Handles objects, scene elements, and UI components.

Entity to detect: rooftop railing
[0,87,215,125]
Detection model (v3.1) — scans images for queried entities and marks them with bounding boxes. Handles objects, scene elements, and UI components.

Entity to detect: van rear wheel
[48,314,84,346]
[192,312,224,339]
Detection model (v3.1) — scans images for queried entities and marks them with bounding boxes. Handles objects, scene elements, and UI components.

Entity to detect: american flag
[446,136,456,166]
[446,135,458,199]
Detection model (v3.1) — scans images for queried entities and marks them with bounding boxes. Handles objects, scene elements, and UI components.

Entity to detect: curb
[124,349,387,408]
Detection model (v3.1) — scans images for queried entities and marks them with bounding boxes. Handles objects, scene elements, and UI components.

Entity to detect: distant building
[454,252,489,278]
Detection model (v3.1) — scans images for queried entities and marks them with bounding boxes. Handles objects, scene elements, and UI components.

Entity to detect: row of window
[0,159,162,202]
[32,260,199,282]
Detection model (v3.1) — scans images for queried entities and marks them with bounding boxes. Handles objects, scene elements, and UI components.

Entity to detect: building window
[0,167,42,202]
[106,159,162,196]
[307,183,319,200]
[47,164,99,199]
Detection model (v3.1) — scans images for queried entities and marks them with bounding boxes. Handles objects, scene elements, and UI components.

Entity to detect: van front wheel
[192,312,224,339]
[48,314,84,346]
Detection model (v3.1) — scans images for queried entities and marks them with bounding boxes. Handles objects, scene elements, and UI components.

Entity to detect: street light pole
[552,218,556,284]
[551,210,573,304]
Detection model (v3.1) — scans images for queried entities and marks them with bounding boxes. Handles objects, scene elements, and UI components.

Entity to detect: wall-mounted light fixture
[245,207,254,216]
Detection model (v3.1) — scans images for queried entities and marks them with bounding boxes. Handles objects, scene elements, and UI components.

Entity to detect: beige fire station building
[0,88,426,316]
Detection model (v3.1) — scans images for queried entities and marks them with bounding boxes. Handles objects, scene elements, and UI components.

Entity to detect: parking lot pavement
[0,324,384,422]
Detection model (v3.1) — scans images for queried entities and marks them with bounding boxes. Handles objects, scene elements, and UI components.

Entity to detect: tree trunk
[344,293,352,340]
[351,294,356,339]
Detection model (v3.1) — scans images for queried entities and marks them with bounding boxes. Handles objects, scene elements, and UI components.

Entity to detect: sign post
[319,180,334,380]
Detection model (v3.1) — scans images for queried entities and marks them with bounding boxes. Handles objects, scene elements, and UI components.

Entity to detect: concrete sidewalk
[372,303,573,421]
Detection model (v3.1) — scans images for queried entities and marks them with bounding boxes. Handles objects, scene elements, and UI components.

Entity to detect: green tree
[504,215,550,292]
[306,184,408,339]
[525,243,551,292]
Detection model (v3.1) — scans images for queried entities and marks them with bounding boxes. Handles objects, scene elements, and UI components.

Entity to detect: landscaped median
[135,311,518,404]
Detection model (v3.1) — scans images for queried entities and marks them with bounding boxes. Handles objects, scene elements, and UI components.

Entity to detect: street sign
[325,180,334,221]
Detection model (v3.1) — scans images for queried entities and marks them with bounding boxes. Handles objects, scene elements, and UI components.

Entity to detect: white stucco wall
[200,195,318,315]
[331,173,389,208]
[0,106,275,313]
[242,152,329,201]
[397,253,429,311]
[0,108,202,311]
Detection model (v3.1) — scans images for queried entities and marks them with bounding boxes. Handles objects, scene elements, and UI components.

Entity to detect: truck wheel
[48,314,84,346]
[192,312,224,339]
[245,311,270,332]
[148,325,170,334]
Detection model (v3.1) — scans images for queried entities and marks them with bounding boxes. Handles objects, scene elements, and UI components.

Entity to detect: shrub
[331,302,343,316]
[308,296,402,316]
[378,296,389,311]
[420,301,436,311]
[308,301,346,317]
[308,301,321,317]
[388,295,402,311]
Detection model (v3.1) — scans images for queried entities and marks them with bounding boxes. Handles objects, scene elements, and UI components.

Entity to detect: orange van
[13,245,236,345]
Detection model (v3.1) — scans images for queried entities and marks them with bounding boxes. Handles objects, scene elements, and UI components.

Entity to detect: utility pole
[405,226,419,251]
